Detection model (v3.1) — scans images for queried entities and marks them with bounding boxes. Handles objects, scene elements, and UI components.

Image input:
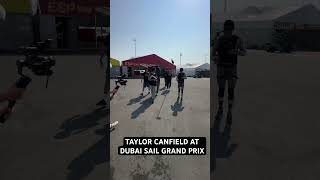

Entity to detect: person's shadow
[211,111,238,173]
[171,97,184,116]
[161,89,170,96]
[66,126,108,180]
[131,97,153,119]
[127,94,147,106]
[54,108,108,139]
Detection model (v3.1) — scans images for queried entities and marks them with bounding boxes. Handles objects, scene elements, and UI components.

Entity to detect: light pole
[133,38,136,57]
[180,53,182,66]
[204,54,208,63]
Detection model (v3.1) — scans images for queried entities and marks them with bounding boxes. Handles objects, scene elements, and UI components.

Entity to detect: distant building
[0,0,109,51]
[212,4,320,51]
[177,63,210,77]
[122,54,176,78]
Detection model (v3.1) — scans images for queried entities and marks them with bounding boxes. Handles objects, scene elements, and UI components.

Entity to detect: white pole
[133,39,136,57]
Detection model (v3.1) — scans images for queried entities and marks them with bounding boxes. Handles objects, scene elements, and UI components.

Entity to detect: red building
[122,54,176,78]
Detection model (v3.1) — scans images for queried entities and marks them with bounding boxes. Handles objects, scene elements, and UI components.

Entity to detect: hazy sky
[212,0,320,13]
[111,0,210,64]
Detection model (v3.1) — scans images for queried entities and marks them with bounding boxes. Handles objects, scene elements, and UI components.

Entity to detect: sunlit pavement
[0,55,107,180]
[211,50,320,180]
[110,78,210,180]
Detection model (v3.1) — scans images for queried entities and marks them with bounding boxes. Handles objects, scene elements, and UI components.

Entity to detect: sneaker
[96,99,107,106]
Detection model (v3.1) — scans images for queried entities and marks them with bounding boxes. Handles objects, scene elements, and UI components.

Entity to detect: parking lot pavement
[110,78,210,180]
[211,50,320,180]
[0,55,108,180]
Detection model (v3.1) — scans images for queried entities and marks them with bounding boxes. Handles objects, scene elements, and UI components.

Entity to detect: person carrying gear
[176,68,187,97]
[212,20,246,123]
[141,70,150,96]
[148,69,158,103]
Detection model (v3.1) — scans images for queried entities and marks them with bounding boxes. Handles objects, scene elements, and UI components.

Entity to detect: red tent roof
[122,54,176,70]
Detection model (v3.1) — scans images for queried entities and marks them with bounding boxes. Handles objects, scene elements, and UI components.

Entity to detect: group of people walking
[141,67,187,103]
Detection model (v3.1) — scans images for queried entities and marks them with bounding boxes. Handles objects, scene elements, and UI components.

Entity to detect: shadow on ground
[161,89,170,96]
[211,111,238,174]
[131,97,153,119]
[127,94,147,106]
[170,97,184,116]
[66,127,108,180]
[54,108,108,139]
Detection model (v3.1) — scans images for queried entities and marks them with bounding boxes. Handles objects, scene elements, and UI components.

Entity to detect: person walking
[164,71,169,89]
[141,70,150,96]
[156,67,161,95]
[212,19,246,123]
[168,72,172,89]
[148,69,158,103]
[176,68,187,98]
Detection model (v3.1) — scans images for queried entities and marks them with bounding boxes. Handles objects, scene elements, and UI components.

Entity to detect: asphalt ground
[1,50,319,180]
[110,78,210,180]
[211,50,320,180]
[0,55,108,180]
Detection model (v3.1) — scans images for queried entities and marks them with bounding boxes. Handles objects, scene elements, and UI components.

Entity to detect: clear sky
[111,0,210,65]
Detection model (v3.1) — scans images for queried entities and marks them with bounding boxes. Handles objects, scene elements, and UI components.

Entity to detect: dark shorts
[216,65,238,80]
[143,81,149,88]
[178,82,184,88]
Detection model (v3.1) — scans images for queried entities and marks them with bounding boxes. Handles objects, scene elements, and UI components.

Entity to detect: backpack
[149,74,157,86]
[217,35,239,66]
[177,72,185,82]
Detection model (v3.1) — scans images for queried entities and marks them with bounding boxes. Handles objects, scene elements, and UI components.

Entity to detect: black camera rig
[0,39,56,124]
[17,39,56,88]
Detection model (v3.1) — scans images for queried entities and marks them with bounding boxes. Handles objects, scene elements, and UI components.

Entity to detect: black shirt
[217,35,239,66]
[143,73,149,82]
[177,72,186,84]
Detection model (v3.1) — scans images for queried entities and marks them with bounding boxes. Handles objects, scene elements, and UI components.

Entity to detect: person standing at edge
[212,20,246,124]
[176,68,187,98]
[96,35,110,107]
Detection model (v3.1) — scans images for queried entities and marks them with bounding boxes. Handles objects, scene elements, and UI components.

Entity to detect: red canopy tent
[122,54,176,70]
